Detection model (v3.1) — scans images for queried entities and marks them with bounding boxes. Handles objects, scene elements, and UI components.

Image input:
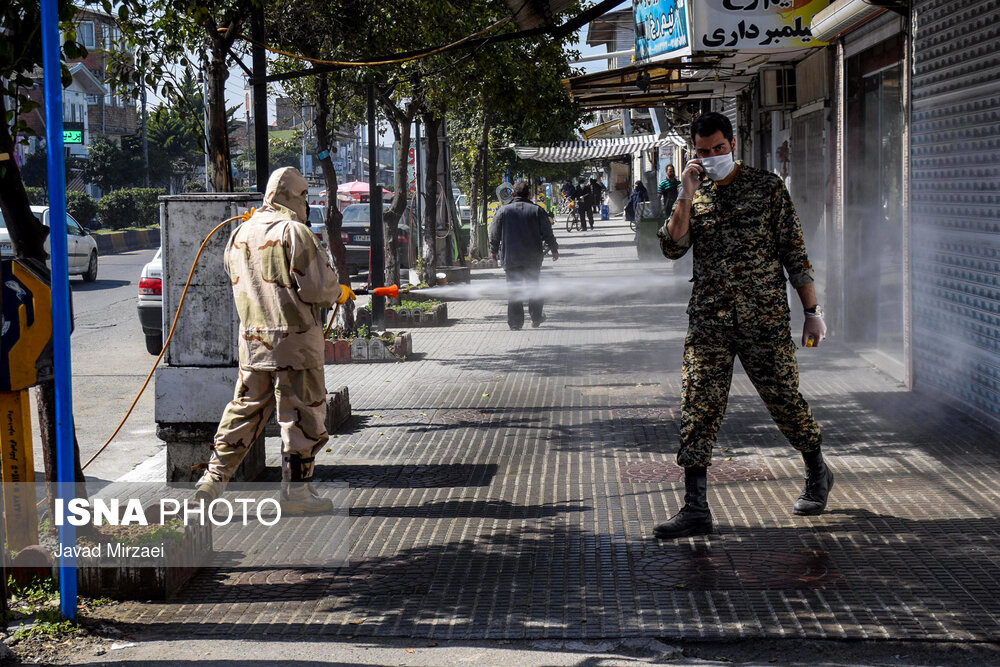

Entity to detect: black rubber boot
[654,466,714,539]
[793,449,834,516]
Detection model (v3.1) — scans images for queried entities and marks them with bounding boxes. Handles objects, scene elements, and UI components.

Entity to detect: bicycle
[628,201,648,232]
[556,196,573,215]
[565,199,581,232]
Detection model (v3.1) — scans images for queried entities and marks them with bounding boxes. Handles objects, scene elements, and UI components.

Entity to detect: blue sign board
[633,0,691,63]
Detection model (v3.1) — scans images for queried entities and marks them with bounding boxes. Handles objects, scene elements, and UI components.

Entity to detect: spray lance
[323,284,412,336]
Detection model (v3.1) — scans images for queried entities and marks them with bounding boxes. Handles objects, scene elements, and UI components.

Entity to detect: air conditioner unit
[761,68,796,109]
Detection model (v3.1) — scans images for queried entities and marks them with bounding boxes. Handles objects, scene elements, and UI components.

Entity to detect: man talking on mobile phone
[653,112,830,540]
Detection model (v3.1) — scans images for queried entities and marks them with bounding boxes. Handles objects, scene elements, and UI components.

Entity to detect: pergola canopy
[513,132,685,164]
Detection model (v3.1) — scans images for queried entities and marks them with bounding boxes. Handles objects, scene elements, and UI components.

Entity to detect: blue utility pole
[40,0,78,620]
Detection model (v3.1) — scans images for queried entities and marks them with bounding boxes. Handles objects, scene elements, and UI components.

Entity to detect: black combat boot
[793,449,834,516]
[654,466,713,539]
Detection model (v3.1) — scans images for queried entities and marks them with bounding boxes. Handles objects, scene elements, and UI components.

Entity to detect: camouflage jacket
[658,162,814,330]
[225,204,340,370]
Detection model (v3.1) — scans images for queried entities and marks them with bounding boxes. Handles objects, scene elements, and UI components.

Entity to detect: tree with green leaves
[79,134,143,192]
[446,25,586,259]
[107,0,264,191]
[264,0,369,330]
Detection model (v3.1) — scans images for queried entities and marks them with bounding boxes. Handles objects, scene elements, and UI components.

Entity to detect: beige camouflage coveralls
[199,167,340,486]
[658,162,822,468]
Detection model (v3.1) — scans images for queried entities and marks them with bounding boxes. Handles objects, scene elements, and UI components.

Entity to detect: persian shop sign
[633,0,691,63]
[693,0,830,52]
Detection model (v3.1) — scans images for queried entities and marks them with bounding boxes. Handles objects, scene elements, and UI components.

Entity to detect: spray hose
[82,212,407,472]
[80,210,253,471]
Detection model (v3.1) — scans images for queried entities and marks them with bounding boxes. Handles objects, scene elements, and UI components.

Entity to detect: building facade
[697,1,998,428]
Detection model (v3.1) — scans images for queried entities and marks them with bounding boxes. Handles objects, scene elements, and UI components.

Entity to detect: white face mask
[700,153,736,181]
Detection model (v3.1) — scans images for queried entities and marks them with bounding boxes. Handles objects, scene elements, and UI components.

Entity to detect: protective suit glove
[802,310,827,348]
[335,285,357,305]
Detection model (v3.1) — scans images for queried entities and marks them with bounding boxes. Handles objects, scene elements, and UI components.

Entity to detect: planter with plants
[324,324,412,364]
[359,298,449,328]
[70,516,211,600]
[16,508,213,601]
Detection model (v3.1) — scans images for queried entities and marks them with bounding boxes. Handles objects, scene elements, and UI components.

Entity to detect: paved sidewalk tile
[102,217,1000,641]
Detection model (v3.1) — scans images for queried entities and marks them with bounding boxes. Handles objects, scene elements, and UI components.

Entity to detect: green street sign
[63,130,83,144]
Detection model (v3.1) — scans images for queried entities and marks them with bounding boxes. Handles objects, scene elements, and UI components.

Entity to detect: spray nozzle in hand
[355,285,410,299]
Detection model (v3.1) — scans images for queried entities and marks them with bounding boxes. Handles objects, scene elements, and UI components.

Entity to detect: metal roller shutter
[910,0,1000,426]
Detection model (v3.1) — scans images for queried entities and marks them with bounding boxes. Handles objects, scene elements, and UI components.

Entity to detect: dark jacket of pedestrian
[589,178,607,205]
[489,193,559,269]
[624,181,649,222]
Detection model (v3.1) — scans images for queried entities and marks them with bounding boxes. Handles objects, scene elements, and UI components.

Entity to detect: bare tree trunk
[35,381,88,520]
[468,148,481,259]
[481,113,491,250]
[315,72,353,331]
[0,94,48,260]
[376,90,421,299]
[206,25,238,192]
[421,112,440,284]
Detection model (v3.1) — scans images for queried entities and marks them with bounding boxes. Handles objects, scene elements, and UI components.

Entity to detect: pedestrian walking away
[653,112,831,540]
[490,181,559,330]
[658,164,681,216]
[587,176,605,230]
[574,177,594,231]
[194,167,357,516]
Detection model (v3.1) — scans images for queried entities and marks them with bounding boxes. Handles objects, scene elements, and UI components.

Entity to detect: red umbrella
[337,180,371,193]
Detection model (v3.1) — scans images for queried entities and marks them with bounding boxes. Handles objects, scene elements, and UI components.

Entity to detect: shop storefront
[843,31,906,364]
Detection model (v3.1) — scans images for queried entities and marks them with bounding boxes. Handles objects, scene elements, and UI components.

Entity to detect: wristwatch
[804,304,824,317]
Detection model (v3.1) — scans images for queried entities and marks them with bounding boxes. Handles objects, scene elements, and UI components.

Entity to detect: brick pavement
[102,215,1000,641]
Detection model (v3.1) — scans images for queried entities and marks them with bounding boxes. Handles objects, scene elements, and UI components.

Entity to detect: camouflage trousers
[200,366,328,485]
[677,324,822,468]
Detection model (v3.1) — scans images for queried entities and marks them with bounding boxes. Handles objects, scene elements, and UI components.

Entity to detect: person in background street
[624,180,649,226]
[588,176,606,229]
[574,177,594,231]
[195,167,356,515]
[560,179,574,203]
[658,164,681,215]
[654,112,830,539]
[490,181,559,330]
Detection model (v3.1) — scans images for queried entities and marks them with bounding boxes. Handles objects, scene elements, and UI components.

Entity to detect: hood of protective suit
[261,167,309,223]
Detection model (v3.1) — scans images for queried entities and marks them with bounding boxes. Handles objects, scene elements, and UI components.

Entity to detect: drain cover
[619,459,776,483]
[633,548,845,590]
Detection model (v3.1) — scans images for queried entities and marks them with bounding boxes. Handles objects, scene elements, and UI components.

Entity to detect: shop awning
[513,132,685,163]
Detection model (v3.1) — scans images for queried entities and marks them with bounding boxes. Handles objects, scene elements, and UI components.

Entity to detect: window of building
[103,24,121,51]
[77,21,96,48]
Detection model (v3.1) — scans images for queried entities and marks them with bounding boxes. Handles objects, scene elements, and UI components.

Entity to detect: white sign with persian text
[692,0,829,52]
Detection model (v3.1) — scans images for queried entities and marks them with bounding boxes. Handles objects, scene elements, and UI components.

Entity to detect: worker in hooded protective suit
[195,167,354,514]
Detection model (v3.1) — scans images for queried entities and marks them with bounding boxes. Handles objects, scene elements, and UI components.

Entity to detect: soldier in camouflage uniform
[653,112,832,539]
[195,167,355,515]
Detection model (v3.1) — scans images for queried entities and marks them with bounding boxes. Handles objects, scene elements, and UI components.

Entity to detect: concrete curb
[94,228,161,255]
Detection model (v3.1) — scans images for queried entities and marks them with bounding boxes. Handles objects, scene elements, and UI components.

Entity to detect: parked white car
[456,194,471,225]
[137,247,163,354]
[0,205,99,281]
[308,204,328,247]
